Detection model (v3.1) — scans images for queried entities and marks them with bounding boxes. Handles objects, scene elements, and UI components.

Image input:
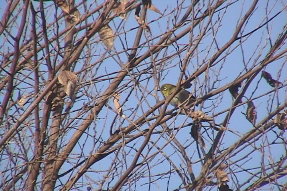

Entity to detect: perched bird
[161,84,207,149]
[160,83,196,108]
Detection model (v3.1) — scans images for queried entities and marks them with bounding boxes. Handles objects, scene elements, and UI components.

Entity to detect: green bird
[160,84,196,108]
[161,84,206,148]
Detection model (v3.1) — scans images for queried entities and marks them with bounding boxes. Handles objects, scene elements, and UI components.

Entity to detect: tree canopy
[0,0,286,190]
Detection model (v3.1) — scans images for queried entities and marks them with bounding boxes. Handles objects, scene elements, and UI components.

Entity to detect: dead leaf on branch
[32,0,80,23]
[65,80,77,99]
[51,96,64,111]
[17,94,30,107]
[56,0,70,13]
[58,70,77,86]
[148,4,162,15]
[58,70,78,99]
[188,110,213,122]
[98,24,115,49]
[55,0,80,23]
[67,9,80,23]
[219,184,233,191]
[142,0,151,6]
[141,0,162,14]
[134,4,151,33]
[262,71,282,87]
[135,4,141,17]
[274,111,287,130]
[229,82,241,101]
[190,121,205,148]
[215,163,229,186]
[135,15,151,33]
[113,93,126,118]
[246,101,257,125]
[113,0,127,19]
[181,79,192,89]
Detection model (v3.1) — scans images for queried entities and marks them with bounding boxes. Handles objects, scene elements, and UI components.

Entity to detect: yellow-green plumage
[160,84,195,107]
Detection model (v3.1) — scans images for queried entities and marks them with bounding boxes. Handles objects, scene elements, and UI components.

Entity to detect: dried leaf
[18,95,29,107]
[274,111,287,130]
[181,79,192,89]
[134,5,151,32]
[56,0,70,14]
[148,4,162,14]
[58,70,76,85]
[142,0,151,6]
[54,1,80,23]
[229,82,241,100]
[219,184,233,191]
[141,0,161,14]
[65,80,76,98]
[58,70,78,99]
[135,4,141,17]
[215,164,229,186]
[262,71,282,87]
[113,93,125,118]
[246,101,257,125]
[219,125,228,131]
[67,8,80,23]
[99,24,115,49]
[135,15,151,33]
[51,96,64,111]
[190,122,205,148]
[189,110,213,121]
[113,0,127,19]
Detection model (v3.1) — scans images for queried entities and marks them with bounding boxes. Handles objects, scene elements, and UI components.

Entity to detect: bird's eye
[163,87,167,91]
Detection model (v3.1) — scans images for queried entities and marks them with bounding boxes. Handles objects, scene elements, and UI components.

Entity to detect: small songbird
[161,84,205,148]
[160,84,196,108]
